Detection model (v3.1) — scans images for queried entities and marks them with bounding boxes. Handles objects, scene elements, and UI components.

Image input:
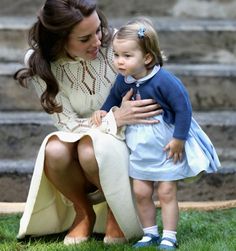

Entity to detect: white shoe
[103,236,127,244]
[63,235,89,245]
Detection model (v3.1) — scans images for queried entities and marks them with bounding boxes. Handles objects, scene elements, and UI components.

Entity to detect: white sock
[143,225,159,237]
[161,229,177,246]
[137,225,159,242]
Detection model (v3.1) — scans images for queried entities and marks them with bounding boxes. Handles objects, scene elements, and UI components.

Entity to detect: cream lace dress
[17,45,142,240]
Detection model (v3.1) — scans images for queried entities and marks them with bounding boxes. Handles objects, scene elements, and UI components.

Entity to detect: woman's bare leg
[78,136,124,239]
[104,207,125,238]
[77,136,101,189]
[44,136,95,238]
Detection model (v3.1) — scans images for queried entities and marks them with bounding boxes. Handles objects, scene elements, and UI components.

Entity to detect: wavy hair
[14,0,113,113]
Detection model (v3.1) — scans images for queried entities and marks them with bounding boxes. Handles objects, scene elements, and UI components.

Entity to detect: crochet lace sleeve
[32,77,92,133]
[32,76,124,135]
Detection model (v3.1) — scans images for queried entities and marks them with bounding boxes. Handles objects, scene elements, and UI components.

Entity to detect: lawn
[0,208,236,251]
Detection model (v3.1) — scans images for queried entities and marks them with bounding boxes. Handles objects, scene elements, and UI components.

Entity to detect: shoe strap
[144,233,159,238]
[161,237,178,247]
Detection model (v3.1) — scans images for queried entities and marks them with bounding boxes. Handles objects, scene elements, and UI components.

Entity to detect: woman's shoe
[158,237,178,250]
[103,236,127,244]
[63,235,89,245]
[133,233,161,248]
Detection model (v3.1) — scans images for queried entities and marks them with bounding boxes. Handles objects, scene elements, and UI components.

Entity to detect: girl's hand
[113,89,163,127]
[164,138,185,164]
[91,110,107,126]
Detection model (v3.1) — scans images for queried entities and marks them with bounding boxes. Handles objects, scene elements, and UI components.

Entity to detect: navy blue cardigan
[101,67,192,140]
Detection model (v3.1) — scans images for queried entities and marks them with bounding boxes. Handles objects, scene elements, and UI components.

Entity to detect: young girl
[92,17,221,250]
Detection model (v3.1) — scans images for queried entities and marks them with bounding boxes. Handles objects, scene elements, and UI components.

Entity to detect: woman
[14,0,161,245]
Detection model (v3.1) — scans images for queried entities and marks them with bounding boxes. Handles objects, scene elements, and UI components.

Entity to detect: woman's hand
[113,89,163,127]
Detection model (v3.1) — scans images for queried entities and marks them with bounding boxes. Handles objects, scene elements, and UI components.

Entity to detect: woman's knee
[45,136,74,171]
[77,136,96,167]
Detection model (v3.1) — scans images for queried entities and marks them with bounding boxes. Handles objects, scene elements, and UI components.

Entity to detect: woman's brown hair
[14,0,113,114]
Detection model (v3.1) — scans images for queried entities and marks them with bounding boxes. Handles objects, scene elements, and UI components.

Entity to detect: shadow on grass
[18,232,105,245]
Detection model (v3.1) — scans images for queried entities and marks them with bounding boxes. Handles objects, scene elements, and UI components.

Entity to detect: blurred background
[0,0,236,202]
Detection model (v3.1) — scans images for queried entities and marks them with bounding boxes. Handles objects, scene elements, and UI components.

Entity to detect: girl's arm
[164,138,185,163]
[159,74,192,141]
[159,72,192,162]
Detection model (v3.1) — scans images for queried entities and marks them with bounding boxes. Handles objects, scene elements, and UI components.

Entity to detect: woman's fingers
[134,118,160,124]
[122,88,134,102]
[116,94,163,126]
[131,98,157,107]
[132,106,163,118]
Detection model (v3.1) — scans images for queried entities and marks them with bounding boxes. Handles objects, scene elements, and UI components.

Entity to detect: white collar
[124,65,160,85]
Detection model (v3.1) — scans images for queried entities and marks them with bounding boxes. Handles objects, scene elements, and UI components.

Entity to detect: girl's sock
[143,225,159,236]
[138,225,159,242]
[161,229,177,246]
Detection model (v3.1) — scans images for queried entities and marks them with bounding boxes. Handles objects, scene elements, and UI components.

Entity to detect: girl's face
[65,11,102,60]
[112,38,150,79]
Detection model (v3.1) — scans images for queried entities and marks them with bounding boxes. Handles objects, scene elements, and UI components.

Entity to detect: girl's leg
[133,179,156,227]
[132,179,160,247]
[77,136,124,239]
[157,181,178,231]
[44,136,95,238]
[157,181,179,248]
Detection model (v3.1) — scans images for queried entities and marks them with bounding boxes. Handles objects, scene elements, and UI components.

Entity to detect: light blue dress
[126,115,221,181]
[120,66,221,182]
[101,65,221,182]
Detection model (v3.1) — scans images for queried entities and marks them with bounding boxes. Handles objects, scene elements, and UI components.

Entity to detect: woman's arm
[90,88,162,139]
[113,89,162,127]
[24,50,93,133]
[32,76,92,133]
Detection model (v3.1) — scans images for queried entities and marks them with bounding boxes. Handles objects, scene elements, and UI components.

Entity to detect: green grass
[0,208,236,250]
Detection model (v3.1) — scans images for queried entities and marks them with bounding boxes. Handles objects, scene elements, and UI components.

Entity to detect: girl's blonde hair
[114,17,163,69]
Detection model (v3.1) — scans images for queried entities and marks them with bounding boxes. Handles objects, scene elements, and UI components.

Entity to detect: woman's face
[65,11,102,60]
